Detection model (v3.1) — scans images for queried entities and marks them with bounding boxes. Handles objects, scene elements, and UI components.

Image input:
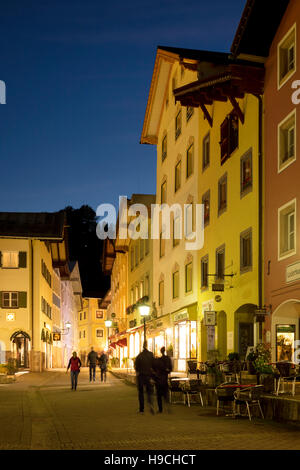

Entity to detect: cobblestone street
[0,369,299,450]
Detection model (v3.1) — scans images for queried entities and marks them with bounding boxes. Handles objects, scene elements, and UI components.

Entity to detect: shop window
[161,181,167,204]
[172,271,179,299]
[240,228,252,273]
[278,24,296,88]
[278,110,296,172]
[278,199,296,259]
[162,134,167,162]
[241,149,253,195]
[202,190,210,226]
[201,255,209,289]
[216,246,225,280]
[175,161,181,192]
[185,262,193,293]
[218,173,227,215]
[202,133,210,171]
[220,112,238,165]
[276,325,295,361]
[186,143,194,178]
[186,106,194,122]
[159,281,164,306]
[175,110,182,140]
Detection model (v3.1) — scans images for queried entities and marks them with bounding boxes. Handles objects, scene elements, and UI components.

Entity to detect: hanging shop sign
[286,261,300,283]
[204,311,217,326]
[53,333,61,341]
[174,310,189,323]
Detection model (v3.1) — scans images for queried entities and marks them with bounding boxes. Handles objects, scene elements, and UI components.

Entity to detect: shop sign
[53,333,61,341]
[212,283,224,292]
[204,311,216,326]
[286,262,300,283]
[174,310,188,322]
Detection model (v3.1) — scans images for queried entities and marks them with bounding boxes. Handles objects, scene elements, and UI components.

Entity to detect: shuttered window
[220,113,239,165]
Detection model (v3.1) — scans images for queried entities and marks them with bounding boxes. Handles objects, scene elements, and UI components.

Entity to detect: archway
[234,304,257,358]
[271,300,300,362]
[10,331,31,368]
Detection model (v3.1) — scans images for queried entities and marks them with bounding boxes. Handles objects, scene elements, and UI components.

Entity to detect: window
[130,288,134,305]
[96,329,103,338]
[135,285,139,301]
[202,190,210,226]
[216,246,225,280]
[2,251,18,268]
[80,312,82,321]
[160,230,165,258]
[279,199,296,259]
[145,275,150,297]
[278,24,296,88]
[240,228,252,272]
[220,112,239,164]
[185,204,193,238]
[83,330,85,338]
[2,292,18,308]
[175,161,181,192]
[278,110,296,171]
[203,133,210,171]
[161,181,167,204]
[185,262,193,293]
[79,331,81,339]
[186,106,194,122]
[41,260,51,287]
[130,247,134,271]
[159,280,164,306]
[218,174,227,215]
[186,144,194,178]
[145,236,150,256]
[84,311,86,320]
[175,110,182,140]
[140,280,144,299]
[162,135,167,162]
[96,310,104,319]
[201,255,209,289]
[173,271,179,299]
[173,214,181,247]
[241,150,253,194]
[135,244,139,267]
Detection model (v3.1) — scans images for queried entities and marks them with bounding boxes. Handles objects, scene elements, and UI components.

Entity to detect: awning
[117,338,127,347]
[109,342,116,349]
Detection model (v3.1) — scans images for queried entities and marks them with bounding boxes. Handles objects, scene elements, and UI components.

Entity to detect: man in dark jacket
[153,346,173,413]
[87,347,98,382]
[98,351,108,382]
[67,351,82,391]
[134,341,155,414]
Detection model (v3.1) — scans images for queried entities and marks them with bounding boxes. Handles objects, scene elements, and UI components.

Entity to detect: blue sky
[0,0,245,213]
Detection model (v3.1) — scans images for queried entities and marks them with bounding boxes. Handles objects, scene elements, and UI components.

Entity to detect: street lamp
[61,320,71,335]
[105,320,112,349]
[138,303,150,344]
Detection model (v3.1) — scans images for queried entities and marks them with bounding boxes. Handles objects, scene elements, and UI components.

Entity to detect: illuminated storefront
[276,325,295,362]
[172,306,198,372]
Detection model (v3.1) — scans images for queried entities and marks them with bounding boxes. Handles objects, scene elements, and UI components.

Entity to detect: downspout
[31,239,34,352]
[256,94,263,342]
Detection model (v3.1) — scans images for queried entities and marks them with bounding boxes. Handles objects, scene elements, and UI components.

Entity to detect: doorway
[11,331,30,368]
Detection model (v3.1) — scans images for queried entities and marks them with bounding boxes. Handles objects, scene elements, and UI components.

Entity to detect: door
[238,322,254,358]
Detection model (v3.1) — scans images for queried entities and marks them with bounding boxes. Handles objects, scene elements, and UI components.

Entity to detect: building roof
[0,211,65,240]
[231,0,290,58]
[157,46,230,64]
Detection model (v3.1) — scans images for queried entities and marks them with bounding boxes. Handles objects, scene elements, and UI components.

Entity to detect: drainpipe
[30,239,34,353]
[256,94,263,342]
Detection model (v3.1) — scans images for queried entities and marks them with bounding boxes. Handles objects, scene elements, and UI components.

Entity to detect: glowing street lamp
[61,320,71,335]
[138,303,150,343]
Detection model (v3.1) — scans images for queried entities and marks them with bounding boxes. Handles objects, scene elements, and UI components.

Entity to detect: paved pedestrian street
[0,369,299,451]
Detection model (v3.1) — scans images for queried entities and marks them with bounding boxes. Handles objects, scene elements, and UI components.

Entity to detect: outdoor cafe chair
[181,379,205,407]
[233,385,264,421]
[215,382,239,416]
[275,362,300,396]
[187,360,199,378]
[219,362,240,383]
[168,377,185,404]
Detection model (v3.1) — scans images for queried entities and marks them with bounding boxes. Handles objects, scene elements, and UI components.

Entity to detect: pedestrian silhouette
[67,351,82,391]
[153,346,173,413]
[87,347,98,382]
[98,350,108,382]
[134,341,155,414]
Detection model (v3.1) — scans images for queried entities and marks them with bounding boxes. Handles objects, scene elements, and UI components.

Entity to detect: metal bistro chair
[234,385,264,421]
[182,379,205,407]
[168,377,185,404]
[275,362,300,396]
[215,382,239,416]
[220,361,241,383]
[197,362,208,383]
[187,360,198,378]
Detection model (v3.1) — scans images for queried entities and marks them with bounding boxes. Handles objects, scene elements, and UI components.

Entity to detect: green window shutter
[0,292,2,307]
[18,252,27,268]
[0,251,2,267]
[18,292,27,308]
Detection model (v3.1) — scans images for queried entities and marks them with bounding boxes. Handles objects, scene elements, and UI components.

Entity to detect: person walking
[98,350,108,382]
[134,341,155,414]
[66,351,82,391]
[153,346,173,413]
[87,347,98,382]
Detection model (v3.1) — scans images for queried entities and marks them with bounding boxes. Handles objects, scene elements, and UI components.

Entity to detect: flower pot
[259,373,275,393]
[247,361,256,375]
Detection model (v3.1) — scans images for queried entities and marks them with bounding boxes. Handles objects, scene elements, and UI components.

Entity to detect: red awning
[109,342,116,349]
[117,338,127,347]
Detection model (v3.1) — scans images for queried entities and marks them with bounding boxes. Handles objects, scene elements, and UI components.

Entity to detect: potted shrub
[254,343,275,393]
[206,363,223,387]
[227,352,240,375]
[246,351,257,375]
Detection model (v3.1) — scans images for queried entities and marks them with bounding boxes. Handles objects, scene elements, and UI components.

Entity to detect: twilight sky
[0,0,245,214]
